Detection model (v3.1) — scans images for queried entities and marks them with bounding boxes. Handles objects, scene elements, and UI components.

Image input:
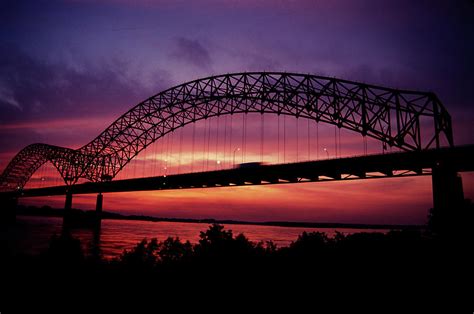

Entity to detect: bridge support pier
[63,191,73,229]
[432,166,464,210]
[0,195,17,225]
[88,192,103,259]
[95,193,103,229]
[431,165,465,235]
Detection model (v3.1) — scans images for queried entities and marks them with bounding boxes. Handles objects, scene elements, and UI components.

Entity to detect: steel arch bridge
[0,72,453,192]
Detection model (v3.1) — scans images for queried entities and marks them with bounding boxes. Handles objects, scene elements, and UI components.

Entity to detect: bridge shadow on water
[1,201,472,307]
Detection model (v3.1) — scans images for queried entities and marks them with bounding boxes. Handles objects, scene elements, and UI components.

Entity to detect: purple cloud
[171,37,212,70]
[0,44,171,123]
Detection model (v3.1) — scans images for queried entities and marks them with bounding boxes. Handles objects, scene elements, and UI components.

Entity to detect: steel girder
[0,72,453,191]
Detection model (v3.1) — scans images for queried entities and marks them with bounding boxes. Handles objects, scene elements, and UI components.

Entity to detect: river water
[3,216,389,259]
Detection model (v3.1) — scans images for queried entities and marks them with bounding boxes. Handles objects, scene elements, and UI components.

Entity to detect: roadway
[5,145,474,198]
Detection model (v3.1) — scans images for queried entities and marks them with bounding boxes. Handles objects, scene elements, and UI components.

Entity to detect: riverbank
[3,222,469,306]
[16,205,423,230]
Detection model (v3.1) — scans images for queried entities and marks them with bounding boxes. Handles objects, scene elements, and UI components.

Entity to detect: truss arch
[1,72,453,191]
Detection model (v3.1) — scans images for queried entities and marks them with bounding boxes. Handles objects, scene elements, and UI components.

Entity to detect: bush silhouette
[157,237,193,264]
[118,238,160,269]
[45,232,84,264]
[5,221,467,294]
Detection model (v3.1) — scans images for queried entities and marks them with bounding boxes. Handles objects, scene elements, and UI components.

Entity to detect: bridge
[0,72,470,227]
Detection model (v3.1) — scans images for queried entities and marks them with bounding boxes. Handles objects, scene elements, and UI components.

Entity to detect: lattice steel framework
[0,72,453,191]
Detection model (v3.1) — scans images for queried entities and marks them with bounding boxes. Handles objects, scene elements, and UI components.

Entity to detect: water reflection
[11,216,389,259]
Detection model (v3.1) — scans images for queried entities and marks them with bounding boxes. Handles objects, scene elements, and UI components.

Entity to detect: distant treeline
[16,204,422,230]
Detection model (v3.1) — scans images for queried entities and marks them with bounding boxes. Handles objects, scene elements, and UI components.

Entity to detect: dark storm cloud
[0,44,172,160]
[308,0,474,110]
[171,38,212,70]
[0,44,170,124]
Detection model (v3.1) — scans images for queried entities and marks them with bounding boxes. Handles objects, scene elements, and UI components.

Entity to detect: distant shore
[16,205,423,230]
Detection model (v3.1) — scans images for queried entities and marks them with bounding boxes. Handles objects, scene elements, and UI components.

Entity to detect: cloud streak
[0,44,171,123]
[171,37,212,70]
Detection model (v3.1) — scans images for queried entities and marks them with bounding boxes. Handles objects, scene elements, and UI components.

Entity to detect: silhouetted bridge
[0,72,471,226]
[2,145,472,221]
[3,145,472,196]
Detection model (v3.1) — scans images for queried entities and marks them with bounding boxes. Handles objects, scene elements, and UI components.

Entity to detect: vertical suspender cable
[241,114,245,163]
[244,113,247,163]
[191,122,196,172]
[155,134,159,176]
[316,121,319,160]
[338,127,341,157]
[215,114,220,170]
[142,145,147,177]
[296,117,299,162]
[166,130,171,176]
[261,113,264,163]
[229,114,233,168]
[277,114,280,164]
[178,127,183,174]
[159,131,164,175]
[39,164,43,188]
[206,117,211,171]
[223,114,227,169]
[40,163,44,188]
[202,118,207,172]
[54,164,58,186]
[307,118,310,161]
[50,162,54,186]
[283,114,286,163]
[152,136,157,176]
[133,149,137,178]
[37,163,40,188]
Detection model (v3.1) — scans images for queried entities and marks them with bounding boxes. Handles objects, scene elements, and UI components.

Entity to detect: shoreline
[16,207,423,230]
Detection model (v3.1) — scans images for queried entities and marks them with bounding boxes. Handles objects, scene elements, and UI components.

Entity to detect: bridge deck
[5,145,474,198]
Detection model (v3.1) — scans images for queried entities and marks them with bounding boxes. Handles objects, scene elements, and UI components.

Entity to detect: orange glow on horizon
[15,114,474,226]
[17,175,452,225]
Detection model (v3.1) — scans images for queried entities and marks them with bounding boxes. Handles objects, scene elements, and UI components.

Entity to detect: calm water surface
[6,216,389,259]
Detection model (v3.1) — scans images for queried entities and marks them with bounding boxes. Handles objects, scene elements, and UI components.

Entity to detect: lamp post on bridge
[163,154,184,176]
[233,148,240,168]
[163,156,177,176]
[323,148,329,159]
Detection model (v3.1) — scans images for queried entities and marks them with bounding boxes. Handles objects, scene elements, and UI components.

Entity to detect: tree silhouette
[158,237,193,264]
[118,238,159,269]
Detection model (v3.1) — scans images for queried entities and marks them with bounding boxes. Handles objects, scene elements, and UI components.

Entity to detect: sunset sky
[1,0,473,224]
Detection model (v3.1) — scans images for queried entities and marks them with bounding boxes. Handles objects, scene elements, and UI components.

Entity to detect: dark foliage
[2,220,471,306]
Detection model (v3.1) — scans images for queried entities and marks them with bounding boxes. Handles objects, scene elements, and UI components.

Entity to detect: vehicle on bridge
[236,162,266,169]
